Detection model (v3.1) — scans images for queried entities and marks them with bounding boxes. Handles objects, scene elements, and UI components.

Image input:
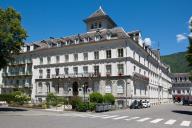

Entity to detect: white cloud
[189,33,192,38]
[176,34,187,42]
[144,38,152,46]
[189,16,192,30]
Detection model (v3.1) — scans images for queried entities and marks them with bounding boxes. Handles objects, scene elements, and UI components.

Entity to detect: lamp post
[82,84,85,111]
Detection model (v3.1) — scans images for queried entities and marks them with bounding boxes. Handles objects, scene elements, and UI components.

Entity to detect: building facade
[172,73,192,102]
[0,7,172,107]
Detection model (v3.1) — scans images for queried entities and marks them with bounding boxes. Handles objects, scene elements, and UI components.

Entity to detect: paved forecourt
[0,103,191,128]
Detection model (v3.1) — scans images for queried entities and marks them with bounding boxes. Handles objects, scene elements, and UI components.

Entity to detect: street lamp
[82,84,86,111]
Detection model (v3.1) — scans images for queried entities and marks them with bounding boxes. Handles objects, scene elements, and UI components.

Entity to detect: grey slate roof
[88,6,106,18]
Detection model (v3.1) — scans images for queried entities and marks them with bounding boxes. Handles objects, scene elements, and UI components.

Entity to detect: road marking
[164,119,176,125]
[137,118,151,122]
[101,115,119,119]
[113,116,129,120]
[150,118,164,123]
[180,121,191,127]
[89,114,109,118]
[125,117,140,121]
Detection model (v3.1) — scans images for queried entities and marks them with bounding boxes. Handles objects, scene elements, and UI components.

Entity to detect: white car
[146,101,151,107]
[0,101,8,107]
[141,101,148,108]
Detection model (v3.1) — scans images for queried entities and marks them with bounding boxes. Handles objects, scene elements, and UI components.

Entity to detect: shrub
[46,93,68,107]
[89,102,96,111]
[13,91,30,105]
[89,92,103,103]
[46,93,57,106]
[68,96,82,109]
[76,102,87,112]
[57,96,68,105]
[103,93,115,105]
[2,91,31,105]
[0,93,15,103]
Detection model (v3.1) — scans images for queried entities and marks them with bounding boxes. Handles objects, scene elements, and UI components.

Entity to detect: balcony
[52,72,101,79]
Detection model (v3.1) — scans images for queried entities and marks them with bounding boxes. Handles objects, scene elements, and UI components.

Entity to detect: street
[0,103,191,128]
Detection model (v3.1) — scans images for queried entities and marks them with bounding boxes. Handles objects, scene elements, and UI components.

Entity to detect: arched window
[105,81,112,93]
[117,80,125,94]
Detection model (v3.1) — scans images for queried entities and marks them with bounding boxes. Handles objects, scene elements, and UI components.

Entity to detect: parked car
[130,100,143,109]
[141,100,148,108]
[146,100,151,107]
[0,101,8,107]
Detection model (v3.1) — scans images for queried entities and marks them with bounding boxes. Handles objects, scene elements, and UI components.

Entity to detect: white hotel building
[0,7,172,107]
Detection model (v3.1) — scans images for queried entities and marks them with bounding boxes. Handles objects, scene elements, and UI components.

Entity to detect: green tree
[103,93,115,105]
[89,92,103,103]
[0,7,27,69]
[186,17,192,79]
[186,17,192,63]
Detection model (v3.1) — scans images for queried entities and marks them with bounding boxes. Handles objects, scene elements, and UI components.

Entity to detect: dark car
[130,100,143,109]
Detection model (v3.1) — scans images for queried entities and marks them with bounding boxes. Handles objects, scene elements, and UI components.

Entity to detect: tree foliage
[161,52,192,73]
[89,92,103,103]
[103,93,115,105]
[0,7,27,69]
[186,17,192,68]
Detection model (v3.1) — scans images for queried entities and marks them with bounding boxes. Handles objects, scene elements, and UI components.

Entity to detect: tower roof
[88,6,106,18]
[84,6,117,27]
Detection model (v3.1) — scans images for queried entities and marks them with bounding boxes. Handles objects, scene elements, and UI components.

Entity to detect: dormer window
[65,41,68,46]
[84,38,88,42]
[75,39,79,44]
[95,35,101,41]
[48,42,52,48]
[106,33,111,40]
[57,42,61,47]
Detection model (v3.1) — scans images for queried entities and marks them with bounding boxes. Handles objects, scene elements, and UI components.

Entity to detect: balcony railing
[52,72,101,79]
[2,71,32,77]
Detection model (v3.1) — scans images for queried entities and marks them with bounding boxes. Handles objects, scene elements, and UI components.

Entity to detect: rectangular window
[94,51,99,59]
[106,65,111,75]
[65,55,69,62]
[83,53,88,60]
[64,68,68,75]
[47,69,50,78]
[38,82,43,94]
[94,66,99,75]
[74,54,78,61]
[47,57,51,64]
[39,69,43,79]
[73,67,78,75]
[83,66,88,74]
[106,50,111,58]
[133,52,135,59]
[118,48,124,57]
[118,64,124,75]
[55,68,59,76]
[40,58,43,65]
[56,56,60,63]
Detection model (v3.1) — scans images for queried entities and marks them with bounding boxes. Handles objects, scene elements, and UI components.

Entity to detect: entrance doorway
[72,82,78,96]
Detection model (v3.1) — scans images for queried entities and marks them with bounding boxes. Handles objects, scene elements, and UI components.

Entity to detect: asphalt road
[0,103,191,128]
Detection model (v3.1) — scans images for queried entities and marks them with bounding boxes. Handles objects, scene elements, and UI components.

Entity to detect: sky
[0,0,191,55]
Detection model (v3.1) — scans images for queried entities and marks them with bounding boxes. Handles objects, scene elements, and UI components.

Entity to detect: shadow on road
[0,107,28,112]
[172,110,192,115]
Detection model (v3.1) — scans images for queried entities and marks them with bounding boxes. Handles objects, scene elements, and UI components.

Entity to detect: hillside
[161,51,192,73]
